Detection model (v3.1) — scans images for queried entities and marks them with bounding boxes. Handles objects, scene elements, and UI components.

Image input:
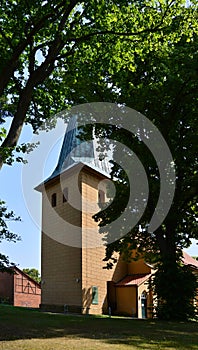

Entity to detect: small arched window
[51,193,57,207]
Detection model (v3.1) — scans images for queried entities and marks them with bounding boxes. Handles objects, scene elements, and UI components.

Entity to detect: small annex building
[0,266,41,308]
[36,116,197,318]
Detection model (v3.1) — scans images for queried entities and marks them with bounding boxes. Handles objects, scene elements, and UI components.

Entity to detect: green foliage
[153,262,198,320]
[0,201,21,243]
[1,0,196,157]
[0,200,21,271]
[23,268,41,284]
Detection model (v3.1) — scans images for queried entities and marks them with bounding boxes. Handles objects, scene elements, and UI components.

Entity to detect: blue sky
[0,119,197,273]
[0,121,65,272]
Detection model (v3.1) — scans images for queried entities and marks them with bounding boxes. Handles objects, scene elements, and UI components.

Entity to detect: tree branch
[67,23,169,44]
[0,0,77,96]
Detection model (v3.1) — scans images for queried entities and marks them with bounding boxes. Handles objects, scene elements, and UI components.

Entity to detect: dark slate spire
[46,116,111,183]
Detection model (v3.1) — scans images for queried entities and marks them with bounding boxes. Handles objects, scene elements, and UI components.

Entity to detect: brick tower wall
[81,169,127,315]
[40,173,82,312]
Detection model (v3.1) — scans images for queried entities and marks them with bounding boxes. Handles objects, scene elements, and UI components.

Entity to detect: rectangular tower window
[51,193,57,207]
[92,286,98,305]
[63,188,68,203]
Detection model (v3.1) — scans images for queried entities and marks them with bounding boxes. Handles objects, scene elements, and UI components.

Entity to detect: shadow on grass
[0,305,197,349]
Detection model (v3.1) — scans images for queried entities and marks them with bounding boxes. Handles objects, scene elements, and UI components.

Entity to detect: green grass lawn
[0,305,197,350]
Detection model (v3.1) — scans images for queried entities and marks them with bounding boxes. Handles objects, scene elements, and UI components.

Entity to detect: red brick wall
[13,291,41,308]
[13,271,41,308]
[0,272,14,303]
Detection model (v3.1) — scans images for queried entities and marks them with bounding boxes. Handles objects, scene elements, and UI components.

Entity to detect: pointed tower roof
[45,116,111,184]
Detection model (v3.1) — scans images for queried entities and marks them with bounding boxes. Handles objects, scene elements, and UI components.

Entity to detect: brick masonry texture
[41,168,126,313]
[0,268,41,308]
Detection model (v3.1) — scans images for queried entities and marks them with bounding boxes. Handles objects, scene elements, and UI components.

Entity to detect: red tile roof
[182,251,198,269]
[116,274,151,287]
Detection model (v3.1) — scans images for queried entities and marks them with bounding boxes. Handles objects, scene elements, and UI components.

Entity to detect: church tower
[36,116,127,314]
[36,116,153,316]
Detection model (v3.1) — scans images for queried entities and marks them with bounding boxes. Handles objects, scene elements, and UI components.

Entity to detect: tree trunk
[154,224,196,320]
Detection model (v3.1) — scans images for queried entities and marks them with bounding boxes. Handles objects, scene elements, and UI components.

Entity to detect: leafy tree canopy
[66,0,198,264]
[23,268,41,284]
[1,0,195,165]
[0,200,21,271]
